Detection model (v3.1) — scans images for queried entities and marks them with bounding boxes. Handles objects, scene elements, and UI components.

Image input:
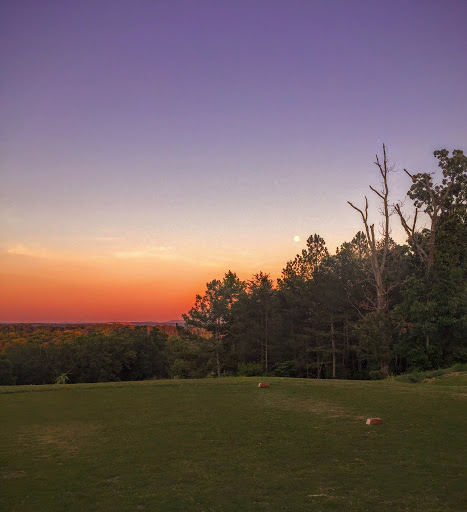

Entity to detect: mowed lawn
[1,376,466,512]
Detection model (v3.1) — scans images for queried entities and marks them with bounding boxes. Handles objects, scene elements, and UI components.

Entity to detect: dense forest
[1,148,465,385]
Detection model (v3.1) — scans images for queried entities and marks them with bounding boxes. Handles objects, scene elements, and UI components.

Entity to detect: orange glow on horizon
[0,248,286,323]
[1,271,196,323]
[1,230,343,323]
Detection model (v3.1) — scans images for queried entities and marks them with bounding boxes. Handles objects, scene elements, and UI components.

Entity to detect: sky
[1,0,466,322]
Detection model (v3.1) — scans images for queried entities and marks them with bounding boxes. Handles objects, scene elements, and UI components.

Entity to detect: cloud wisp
[7,244,52,259]
[112,246,175,260]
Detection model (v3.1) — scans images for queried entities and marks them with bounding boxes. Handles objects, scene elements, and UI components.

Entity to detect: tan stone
[366,417,383,425]
[258,382,270,388]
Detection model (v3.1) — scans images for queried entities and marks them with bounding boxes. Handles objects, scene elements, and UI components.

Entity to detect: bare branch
[403,168,413,180]
[369,185,385,200]
[347,201,364,217]
[348,144,392,311]
[369,224,376,248]
[394,203,428,265]
[375,154,385,181]
[412,208,418,233]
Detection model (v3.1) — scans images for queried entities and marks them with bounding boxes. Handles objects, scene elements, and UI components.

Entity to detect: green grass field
[1,375,466,512]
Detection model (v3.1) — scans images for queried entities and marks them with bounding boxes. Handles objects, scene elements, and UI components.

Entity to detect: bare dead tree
[347,144,392,311]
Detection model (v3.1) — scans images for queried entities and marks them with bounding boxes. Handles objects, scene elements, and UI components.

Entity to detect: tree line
[182,148,466,379]
[0,148,465,385]
[0,325,169,385]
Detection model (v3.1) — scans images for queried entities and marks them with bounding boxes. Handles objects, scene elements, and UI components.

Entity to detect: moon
[293,235,300,242]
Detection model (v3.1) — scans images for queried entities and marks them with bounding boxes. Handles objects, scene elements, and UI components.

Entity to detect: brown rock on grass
[258,382,270,388]
[366,417,383,425]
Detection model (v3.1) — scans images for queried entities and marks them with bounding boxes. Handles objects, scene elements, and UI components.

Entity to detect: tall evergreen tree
[183,271,245,377]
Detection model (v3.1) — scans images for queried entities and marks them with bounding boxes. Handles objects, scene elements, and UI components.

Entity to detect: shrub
[237,362,264,377]
[55,373,69,384]
[369,369,386,380]
[406,372,425,383]
[395,366,464,383]
[272,361,297,377]
[426,368,450,378]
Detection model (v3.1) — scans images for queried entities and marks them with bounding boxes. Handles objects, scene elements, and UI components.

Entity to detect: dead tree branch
[347,144,392,311]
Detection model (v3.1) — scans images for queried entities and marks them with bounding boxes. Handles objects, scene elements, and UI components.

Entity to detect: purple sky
[1,0,466,321]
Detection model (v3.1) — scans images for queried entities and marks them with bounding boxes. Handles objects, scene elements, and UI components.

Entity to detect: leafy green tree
[311,255,347,378]
[395,149,466,269]
[395,209,467,369]
[0,355,15,385]
[245,272,276,372]
[5,341,57,384]
[281,234,329,281]
[394,149,466,368]
[277,235,329,377]
[165,334,212,378]
[354,311,394,376]
[120,327,168,381]
[183,271,245,377]
[71,333,136,383]
[222,272,282,373]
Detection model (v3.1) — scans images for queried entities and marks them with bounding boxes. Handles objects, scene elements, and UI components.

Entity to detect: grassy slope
[1,376,465,512]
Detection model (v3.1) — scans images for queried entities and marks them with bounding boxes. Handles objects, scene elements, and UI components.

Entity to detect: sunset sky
[1,0,466,322]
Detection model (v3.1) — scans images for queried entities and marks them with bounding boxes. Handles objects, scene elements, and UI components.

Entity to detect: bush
[55,373,69,384]
[395,372,424,383]
[369,369,386,380]
[426,368,450,378]
[395,365,465,384]
[406,372,425,383]
[272,361,297,377]
[237,362,264,377]
[171,359,193,379]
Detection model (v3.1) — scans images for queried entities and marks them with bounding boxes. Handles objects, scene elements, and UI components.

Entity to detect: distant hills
[0,320,185,326]
[125,320,184,326]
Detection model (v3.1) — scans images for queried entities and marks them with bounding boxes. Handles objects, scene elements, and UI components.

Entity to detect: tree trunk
[427,216,437,269]
[375,273,386,311]
[331,318,336,379]
[216,348,221,378]
[264,309,268,372]
[343,314,348,366]
[215,328,221,378]
[348,145,391,313]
